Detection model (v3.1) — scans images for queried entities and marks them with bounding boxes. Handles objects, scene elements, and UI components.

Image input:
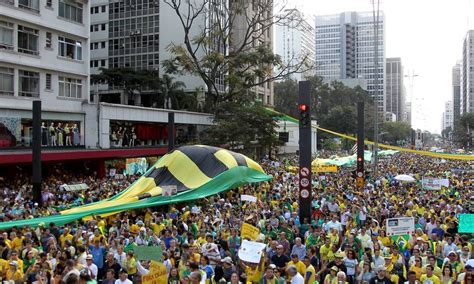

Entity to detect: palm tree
[160,74,186,109]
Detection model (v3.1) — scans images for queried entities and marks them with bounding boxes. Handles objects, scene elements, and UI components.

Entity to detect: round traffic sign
[357,171,363,177]
[300,178,310,187]
[300,167,310,177]
[301,189,310,198]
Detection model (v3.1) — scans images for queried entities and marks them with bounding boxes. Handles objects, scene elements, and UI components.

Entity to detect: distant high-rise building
[315,12,386,112]
[461,30,474,114]
[274,8,315,81]
[442,101,454,133]
[404,101,412,126]
[452,61,461,125]
[386,58,405,122]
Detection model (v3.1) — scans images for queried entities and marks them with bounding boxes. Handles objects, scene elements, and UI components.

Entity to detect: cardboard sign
[241,195,257,203]
[241,222,260,240]
[459,214,474,233]
[134,246,163,262]
[162,185,177,196]
[238,240,267,263]
[142,260,168,284]
[422,177,449,190]
[313,165,338,173]
[386,217,415,236]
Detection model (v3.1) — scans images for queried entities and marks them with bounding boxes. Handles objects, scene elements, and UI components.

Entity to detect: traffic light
[299,103,310,127]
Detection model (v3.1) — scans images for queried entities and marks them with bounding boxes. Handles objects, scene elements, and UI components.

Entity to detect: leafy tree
[159,74,186,109]
[453,113,474,147]
[91,67,160,95]
[201,102,281,158]
[379,121,411,145]
[274,78,298,117]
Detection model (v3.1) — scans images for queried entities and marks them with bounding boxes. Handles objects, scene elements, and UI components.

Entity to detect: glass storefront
[0,117,83,148]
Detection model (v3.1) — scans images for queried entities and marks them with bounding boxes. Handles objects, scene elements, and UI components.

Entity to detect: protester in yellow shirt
[10,232,23,251]
[287,254,306,276]
[320,239,332,264]
[5,261,23,282]
[303,255,316,284]
[59,228,74,248]
[420,265,441,284]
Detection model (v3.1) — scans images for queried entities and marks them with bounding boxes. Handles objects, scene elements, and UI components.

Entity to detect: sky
[284,0,474,134]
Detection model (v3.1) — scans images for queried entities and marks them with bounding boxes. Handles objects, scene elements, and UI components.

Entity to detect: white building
[0,0,90,147]
[442,100,453,132]
[315,12,386,112]
[461,30,474,114]
[274,8,315,81]
[276,120,317,155]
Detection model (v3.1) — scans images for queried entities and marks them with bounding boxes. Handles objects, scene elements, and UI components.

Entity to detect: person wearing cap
[324,266,339,284]
[5,260,23,282]
[85,253,98,280]
[221,256,235,282]
[369,266,391,284]
[327,252,347,275]
[442,251,464,277]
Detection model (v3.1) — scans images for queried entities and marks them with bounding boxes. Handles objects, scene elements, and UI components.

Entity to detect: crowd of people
[0,152,473,284]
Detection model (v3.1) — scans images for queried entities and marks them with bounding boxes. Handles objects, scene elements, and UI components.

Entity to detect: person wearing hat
[368,266,391,284]
[5,260,23,282]
[324,266,339,284]
[221,256,236,282]
[442,251,464,277]
[85,254,98,280]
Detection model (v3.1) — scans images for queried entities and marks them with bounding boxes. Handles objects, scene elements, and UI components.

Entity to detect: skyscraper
[385,58,405,122]
[274,8,315,81]
[460,30,474,114]
[315,12,386,112]
[452,61,461,125]
[442,101,453,134]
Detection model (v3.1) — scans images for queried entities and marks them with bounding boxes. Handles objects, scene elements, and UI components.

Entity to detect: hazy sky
[285,0,474,134]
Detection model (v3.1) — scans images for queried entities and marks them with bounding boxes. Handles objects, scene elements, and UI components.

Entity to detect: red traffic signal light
[299,104,308,112]
[357,157,363,162]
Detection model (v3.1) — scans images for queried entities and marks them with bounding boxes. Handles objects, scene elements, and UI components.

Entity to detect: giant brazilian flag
[0,145,271,230]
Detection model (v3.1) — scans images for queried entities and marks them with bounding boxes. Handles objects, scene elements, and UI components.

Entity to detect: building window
[101,5,105,12]
[19,70,40,97]
[59,76,82,98]
[46,32,52,48]
[18,25,39,55]
[101,41,106,48]
[0,21,14,50]
[58,0,83,23]
[18,0,39,12]
[0,67,14,96]
[46,0,52,7]
[58,36,82,60]
[45,73,52,90]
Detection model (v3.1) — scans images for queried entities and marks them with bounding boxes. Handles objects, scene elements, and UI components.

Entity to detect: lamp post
[371,0,381,179]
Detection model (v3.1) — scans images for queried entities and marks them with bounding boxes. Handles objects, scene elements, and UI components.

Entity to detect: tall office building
[231,0,274,105]
[274,8,315,81]
[461,30,474,114]
[315,12,386,112]
[452,61,461,125]
[404,101,412,126]
[0,0,90,147]
[442,101,453,133]
[385,58,404,121]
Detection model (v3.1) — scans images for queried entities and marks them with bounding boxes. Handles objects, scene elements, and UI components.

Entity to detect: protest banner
[459,214,474,233]
[238,240,267,263]
[134,245,163,262]
[421,177,449,190]
[241,194,257,203]
[241,222,260,240]
[386,217,415,236]
[313,165,338,173]
[142,260,168,284]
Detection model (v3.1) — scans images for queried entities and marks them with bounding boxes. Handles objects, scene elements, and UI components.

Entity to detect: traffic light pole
[298,81,312,222]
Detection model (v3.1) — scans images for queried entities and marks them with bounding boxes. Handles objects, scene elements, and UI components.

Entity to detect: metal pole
[372,0,380,179]
[298,81,312,222]
[32,100,42,206]
[168,112,175,151]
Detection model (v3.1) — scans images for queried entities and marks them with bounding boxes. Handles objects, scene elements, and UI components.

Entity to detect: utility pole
[298,81,312,222]
[371,0,380,179]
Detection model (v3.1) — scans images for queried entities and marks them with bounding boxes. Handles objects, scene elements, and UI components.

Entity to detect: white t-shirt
[291,273,304,284]
[87,263,99,280]
[115,279,133,284]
